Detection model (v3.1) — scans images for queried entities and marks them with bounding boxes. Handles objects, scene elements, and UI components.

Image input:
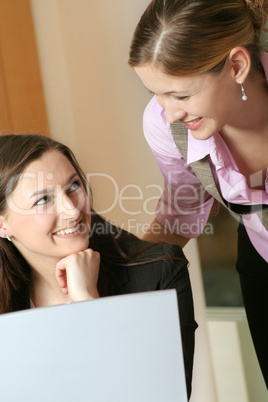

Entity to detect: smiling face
[135,62,242,140]
[3,150,91,267]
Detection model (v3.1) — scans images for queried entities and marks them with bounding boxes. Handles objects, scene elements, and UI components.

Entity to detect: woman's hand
[55,249,100,302]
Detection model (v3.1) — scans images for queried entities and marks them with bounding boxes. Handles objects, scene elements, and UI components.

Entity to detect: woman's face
[4,150,91,266]
[135,62,242,140]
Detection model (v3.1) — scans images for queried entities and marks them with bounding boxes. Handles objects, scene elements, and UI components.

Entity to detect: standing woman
[128,0,268,386]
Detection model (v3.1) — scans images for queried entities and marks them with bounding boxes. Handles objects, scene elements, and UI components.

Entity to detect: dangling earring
[1,234,11,241]
[240,82,247,101]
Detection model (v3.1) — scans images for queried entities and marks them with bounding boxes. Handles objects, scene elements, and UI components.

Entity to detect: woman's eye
[36,195,51,206]
[174,95,189,101]
[68,180,81,193]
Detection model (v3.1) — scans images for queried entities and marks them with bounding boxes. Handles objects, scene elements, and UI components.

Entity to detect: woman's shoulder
[143,96,180,155]
[117,227,188,267]
[95,217,189,295]
[90,213,188,268]
[116,232,189,294]
[143,95,169,131]
[144,96,170,131]
[137,237,187,260]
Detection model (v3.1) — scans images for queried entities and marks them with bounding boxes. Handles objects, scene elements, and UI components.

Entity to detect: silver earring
[240,82,247,101]
[1,234,11,241]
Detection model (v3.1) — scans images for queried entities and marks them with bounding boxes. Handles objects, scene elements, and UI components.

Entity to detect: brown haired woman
[0,134,197,399]
[128,0,268,387]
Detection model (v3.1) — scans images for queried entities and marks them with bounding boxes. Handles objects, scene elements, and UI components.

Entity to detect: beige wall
[30,0,161,235]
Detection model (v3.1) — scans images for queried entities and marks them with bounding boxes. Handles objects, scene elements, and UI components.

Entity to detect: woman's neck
[222,69,268,136]
[219,69,268,187]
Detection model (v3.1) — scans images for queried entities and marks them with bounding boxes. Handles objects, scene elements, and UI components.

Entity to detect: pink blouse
[143,54,268,262]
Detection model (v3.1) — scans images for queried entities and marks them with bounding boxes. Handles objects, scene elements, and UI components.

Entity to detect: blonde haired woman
[129,0,268,386]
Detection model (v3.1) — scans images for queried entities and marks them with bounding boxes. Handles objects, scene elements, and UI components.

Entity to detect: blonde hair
[128,0,268,75]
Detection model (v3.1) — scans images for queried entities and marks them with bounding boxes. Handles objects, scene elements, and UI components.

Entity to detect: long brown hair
[0,134,185,313]
[0,134,89,313]
[128,0,268,75]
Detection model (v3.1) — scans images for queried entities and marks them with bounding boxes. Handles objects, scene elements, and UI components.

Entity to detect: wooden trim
[0,0,49,135]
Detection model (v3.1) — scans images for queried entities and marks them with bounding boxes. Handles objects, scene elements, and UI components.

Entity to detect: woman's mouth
[54,222,81,236]
[184,117,204,130]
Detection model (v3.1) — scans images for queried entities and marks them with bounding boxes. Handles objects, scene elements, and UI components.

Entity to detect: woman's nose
[156,95,187,124]
[59,193,81,220]
[165,108,187,124]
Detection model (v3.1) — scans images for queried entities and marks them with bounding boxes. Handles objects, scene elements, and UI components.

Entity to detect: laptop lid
[0,289,187,402]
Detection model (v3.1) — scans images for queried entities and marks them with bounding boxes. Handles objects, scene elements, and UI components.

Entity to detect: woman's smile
[183,117,204,130]
[54,221,82,237]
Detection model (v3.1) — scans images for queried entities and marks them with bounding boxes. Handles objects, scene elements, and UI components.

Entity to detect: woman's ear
[228,46,251,84]
[0,216,5,237]
[0,216,12,240]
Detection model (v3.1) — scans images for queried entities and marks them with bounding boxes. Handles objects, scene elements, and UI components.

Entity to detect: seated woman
[0,134,197,398]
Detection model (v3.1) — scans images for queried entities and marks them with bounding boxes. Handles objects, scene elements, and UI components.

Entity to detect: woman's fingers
[55,265,69,294]
[55,249,100,301]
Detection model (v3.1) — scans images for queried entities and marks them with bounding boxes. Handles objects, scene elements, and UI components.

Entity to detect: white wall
[30,0,160,235]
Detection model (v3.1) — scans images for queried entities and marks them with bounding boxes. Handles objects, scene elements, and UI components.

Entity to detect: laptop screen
[0,289,187,402]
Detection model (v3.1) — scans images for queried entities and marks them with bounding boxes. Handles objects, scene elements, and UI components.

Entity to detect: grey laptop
[0,289,187,402]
